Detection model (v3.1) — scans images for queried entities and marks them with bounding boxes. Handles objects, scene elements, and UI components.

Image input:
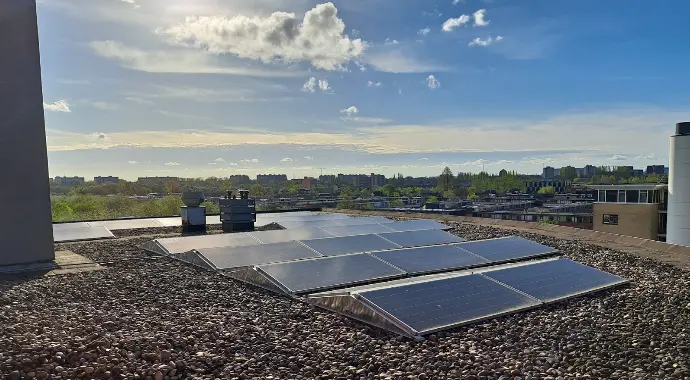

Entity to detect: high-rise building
[256,174,288,185]
[584,165,597,177]
[54,176,85,185]
[94,176,119,184]
[646,165,666,175]
[542,166,555,179]
[370,173,387,188]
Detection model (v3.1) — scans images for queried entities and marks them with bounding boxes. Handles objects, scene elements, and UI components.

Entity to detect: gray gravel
[1,223,689,379]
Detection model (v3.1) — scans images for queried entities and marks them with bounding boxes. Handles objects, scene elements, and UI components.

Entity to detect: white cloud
[340,106,359,116]
[157,3,366,71]
[165,162,181,166]
[442,15,470,32]
[125,97,154,105]
[469,36,503,47]
[215,158,226,163]
[302,77,316,92]
[43,100,72,112]
[610,155,628,161]
[89,40,300,77]
[241,158,260,163]
[473,9,489,27]
[635,153,656,160]
[367,81,382,87]
[418,28,431,36]
[280,157,293,162]
[229,162,239,166]
[304,156,314,160]
[318,79,332,92]
[427,75,440,89]
[384,38,400,45]
[128,160,138,164]
[452,0,463,4]
[419,157,429,160]
[302,77,331,92]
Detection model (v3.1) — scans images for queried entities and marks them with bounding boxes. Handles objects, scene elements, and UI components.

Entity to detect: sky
[38,0,690,181]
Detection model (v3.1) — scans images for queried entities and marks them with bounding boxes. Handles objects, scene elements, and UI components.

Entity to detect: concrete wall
[592,203,658,240]
[0,0,55,266]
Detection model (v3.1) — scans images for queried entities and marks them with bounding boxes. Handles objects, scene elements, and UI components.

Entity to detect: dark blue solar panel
[482,259,628,303]
[248,227,335,244]
[386,220,450,231]
[359,274,539,334]
[378,229,465,248]
[371,245,489,274]
[320,223,397,236]
[259,254,405,294]
[301,234,400,256]
[455,236,557,262]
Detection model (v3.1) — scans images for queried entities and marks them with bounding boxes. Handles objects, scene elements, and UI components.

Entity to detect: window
[598,190,605,202]
[618,190,626,203]
[639,190,648,203]
[626,190,639,203]
[603,214,619,225]
[605,190,618,203]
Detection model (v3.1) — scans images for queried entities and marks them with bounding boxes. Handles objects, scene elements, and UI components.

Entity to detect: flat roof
[587,184,668,191]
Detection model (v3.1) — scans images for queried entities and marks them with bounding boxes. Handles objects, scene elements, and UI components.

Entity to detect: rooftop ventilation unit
[667,122,690,246]
[219,190,256,233]
[181,190,206,233]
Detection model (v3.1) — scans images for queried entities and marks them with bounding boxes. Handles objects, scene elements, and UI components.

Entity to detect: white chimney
[667,122,690,246]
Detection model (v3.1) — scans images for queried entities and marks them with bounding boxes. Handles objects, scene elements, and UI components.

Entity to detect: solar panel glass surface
[196,241,321,269]
[158,233,260,254]
[53,226,115,242]
[248,227,335,244]
[259,254,405,294]
[319,223,397,236]
[301,234,400,256]
[456,236,556,262]
[482,258,628,303]
[378,229,465,248]
[386,220,450,231]
[371,245,489,274]
[359,274,539,333]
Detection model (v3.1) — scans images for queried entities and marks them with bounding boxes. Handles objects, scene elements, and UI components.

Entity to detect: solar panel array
[309,258,628,337]
[53,225,115,243]
[143,218,450,256]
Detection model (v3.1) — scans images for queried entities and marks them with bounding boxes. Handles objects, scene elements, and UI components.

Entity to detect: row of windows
[597,189,665,205]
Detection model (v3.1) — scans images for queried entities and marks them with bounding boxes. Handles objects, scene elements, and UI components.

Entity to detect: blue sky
[38,0,689,180]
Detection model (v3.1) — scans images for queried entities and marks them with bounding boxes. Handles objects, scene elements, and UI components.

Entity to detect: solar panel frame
[378,229,465,248]
[300,234,401,256]
[357,273,540,335]
[257,254,406,294]
[196,241,322,270]
[481,258,629,303]
[371,245,490,275]
[455,236,558,263]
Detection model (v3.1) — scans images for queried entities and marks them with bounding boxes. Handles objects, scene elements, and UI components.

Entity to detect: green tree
[560,166,578,180]
[360,188,373,199]
[442,190,456,199]
[249,184,265,198]
[390,199,404,207]
[439,167,455,192]
[426,196,439,203]
[381,184,397,197]
[537,186,555,195]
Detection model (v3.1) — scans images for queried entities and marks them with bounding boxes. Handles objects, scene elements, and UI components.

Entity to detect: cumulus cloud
[635,153,656,160]
[214,158,226,162]
[610,155,628,161]
[367,81,382,87]
[384,38,400,45]
[280,157,293,162]
[128,160,138,164]
[418,28,431,36]
[302,77,332,92]
[340,106,359,116]
[473,9,489,26]
[442,15,470,32]
[43,100,72,112]
[304,156,314,160]
[165,162,180,166]
[419,157,429,160]
[452,0,464,4]
[157,2,366,71]
[241,158,260,163]
[318,79,332,92]
[469,36,503,47]
[427,75,440,89]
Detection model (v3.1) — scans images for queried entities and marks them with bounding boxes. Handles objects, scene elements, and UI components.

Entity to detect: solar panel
[157,233,261,254]
[301,234,401,256]
[320,223,397,236]
[88,219,163,230]
[359,274,539,334]
[53,222,90,230]
[371,245,489,274]
[378,229,465,248]
[248,227,335,244]
[456,236,557,262]
[276,216,392,230]
[482,258,628,303]
[196,241,321,270]
[258,254,405,294]
[385,220,450,231]
[53,226,115,242]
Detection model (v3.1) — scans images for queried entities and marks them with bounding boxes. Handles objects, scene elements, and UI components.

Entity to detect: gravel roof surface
[1,222,689,380]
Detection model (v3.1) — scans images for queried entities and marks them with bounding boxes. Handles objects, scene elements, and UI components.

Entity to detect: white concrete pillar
[0,0,55,266]
[667,122,690,246]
